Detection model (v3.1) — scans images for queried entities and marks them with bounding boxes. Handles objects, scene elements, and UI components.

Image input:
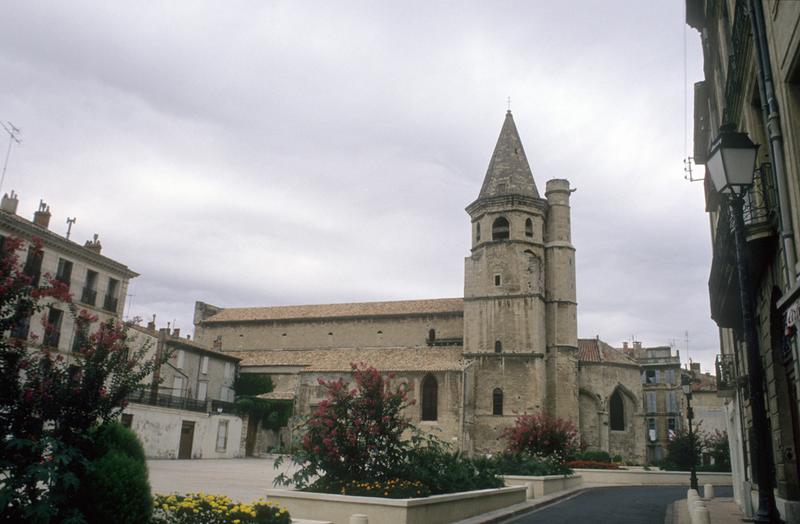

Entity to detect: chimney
[1,191,19,214]
[690,362,701,373]
[633,341,642,350]
[84,233,102,254]
[622,341,629,350]
[33,200,51,229]
[173,328,180,338]
[146,314,156,331]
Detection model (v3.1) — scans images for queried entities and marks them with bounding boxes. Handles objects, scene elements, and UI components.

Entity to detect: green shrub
[405,445,503,495]
[489,452,572,476]
[502,412,579,461]
[572,450,612,463]
[77,422,152,524]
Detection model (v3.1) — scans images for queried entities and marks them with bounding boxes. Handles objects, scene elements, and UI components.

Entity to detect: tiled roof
[578,338,638,366]
[229,346,464,373]
[129,324,240,361]
[204,298,464,323]
[693,372,717,392]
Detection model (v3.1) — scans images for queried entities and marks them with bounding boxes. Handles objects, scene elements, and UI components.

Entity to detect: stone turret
[544,178,579,421]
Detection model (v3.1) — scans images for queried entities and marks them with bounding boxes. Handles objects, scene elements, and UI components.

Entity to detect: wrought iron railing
[103,295,118,313]
[716,353,737,391]
[743,163,779,227]
[127,389,208,413]
[722,0,751,125]
[81,287,97,306]
[210,399,237,414]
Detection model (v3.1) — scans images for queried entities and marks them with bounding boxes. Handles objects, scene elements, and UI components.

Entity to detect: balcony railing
[103,295,118,313]
[127,389,208,413]
[743,163,779,227]
[81,287,97,306]
[426,337,463,347]
[722,0,752,125]
[716,353,737,397]
[210,399,237,414]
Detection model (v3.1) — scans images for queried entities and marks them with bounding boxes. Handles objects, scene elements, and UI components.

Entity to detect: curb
[455,487,588,524]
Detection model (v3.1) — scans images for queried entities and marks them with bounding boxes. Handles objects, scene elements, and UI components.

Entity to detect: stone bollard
[704,484,715,499]
[350,514,368,524]
[691,503,711,524]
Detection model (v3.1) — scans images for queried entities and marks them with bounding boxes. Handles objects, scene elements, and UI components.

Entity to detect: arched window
[421,374,438,421]
[492,217,510,240]
[476,223,481,242]
[609,389,625,431]
[428,329,436,341]
[494,340,502,353]
[525,218,533,238]
[492,388,503,416]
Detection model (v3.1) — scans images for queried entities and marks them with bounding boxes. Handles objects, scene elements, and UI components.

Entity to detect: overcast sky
[0,2,718,371]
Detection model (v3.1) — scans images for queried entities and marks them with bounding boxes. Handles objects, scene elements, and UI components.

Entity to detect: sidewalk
[669,497,746,524]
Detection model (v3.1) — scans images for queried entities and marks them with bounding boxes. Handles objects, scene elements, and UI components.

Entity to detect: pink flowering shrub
[502,411,580,461]
[276,364,414,489]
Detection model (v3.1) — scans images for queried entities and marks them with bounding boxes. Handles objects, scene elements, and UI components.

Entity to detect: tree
[0,237,164,523]
[234,374,293,455]
[662,427,703,471]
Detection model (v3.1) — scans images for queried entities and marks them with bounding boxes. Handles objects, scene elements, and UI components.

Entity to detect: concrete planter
[265,485,526,524]
[502,474,582,499]
[574,468,732,486]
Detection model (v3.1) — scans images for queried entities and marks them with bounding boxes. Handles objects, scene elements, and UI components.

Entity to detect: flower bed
[266,485,526,524]
[153,493,291,524]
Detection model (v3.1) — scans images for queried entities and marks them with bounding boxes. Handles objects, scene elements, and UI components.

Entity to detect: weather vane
[0,121,22,195]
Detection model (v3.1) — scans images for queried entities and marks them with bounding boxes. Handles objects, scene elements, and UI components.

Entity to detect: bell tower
[463,111,551,452]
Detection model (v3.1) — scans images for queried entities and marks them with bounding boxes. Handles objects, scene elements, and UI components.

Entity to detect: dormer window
[525,218,533,238]
[492,217,509,240]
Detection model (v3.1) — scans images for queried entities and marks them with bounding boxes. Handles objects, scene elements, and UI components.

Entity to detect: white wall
[124,403,243,459]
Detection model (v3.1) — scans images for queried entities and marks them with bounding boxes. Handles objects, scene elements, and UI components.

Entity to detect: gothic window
[492,217,510,240]
[492,388,503,415]
[421,374,438,421]
[476,223,481,242]
[494,340,503,353]
[609,389,625,431]
[525,218,533,238]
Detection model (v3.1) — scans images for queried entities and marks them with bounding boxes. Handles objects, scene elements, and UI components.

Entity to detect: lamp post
[706,123,780,522]
[681,374,699,491]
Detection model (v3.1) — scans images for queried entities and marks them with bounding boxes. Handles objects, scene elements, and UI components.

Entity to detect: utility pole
[0,122,22,195]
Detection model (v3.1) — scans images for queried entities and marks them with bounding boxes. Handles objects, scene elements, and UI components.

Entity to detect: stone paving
[671,497,745,524]
[148,457,298,502]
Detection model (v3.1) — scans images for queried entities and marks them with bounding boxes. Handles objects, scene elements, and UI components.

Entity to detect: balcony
[716,353,737,397]
[127,389,208,413]
[81,287,97,306]
[103,295,119,313]
[722,0,752,125]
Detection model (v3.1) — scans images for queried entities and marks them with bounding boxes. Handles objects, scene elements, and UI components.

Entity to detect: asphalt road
[506,485,734,524]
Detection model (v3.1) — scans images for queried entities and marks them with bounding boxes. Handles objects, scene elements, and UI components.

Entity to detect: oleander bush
[572,450,612,463]
[152,494,291,524]
[502,412,580,459]
[275,364,503,497]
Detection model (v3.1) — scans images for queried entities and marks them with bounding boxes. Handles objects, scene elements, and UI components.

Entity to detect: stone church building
[193,111,645,461]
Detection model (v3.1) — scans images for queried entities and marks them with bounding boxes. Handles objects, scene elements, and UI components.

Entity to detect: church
[192,111,645,461]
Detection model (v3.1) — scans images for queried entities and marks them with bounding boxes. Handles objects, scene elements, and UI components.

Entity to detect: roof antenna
[66,217,76,240]
[507,96,512,112]
[0,121,22,195]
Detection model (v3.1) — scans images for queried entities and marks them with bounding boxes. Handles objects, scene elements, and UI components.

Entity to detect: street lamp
[706,123,780,522]
[681,373,699,491]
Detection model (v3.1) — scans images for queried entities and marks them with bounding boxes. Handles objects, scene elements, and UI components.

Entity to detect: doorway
[178,421,195,459]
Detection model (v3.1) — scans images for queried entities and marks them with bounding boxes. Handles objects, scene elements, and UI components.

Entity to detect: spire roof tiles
[478,111,539,199]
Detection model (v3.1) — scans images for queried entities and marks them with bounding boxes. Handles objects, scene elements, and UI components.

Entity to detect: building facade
[687,0,800,520]
[193,111,644,461]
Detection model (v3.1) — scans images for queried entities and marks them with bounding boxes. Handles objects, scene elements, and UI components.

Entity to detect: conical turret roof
[478,111,539,199]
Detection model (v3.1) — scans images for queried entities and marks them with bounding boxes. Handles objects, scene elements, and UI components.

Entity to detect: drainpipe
[460,359,475,454]
[749,0,798,288]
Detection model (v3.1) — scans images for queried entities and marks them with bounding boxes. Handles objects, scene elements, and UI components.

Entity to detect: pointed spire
[478,111,539,199]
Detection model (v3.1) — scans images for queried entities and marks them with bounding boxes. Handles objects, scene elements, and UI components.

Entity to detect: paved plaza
[148,457,298,502]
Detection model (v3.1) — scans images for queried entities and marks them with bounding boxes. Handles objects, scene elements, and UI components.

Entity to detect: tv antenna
[66,217,76,240]
[0,122,22,195]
